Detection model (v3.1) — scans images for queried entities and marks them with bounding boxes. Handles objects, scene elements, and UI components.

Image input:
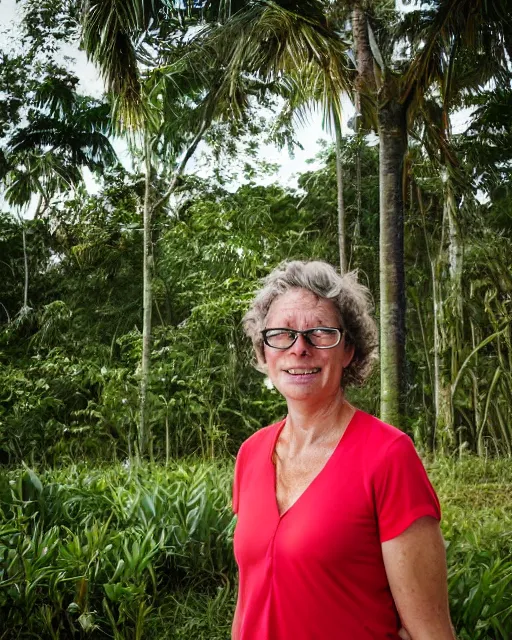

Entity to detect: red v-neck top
[232,410,441,640]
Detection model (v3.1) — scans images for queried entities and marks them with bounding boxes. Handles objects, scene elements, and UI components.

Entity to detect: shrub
[0,457,511,638]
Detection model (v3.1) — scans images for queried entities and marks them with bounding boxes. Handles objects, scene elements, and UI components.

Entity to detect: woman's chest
[274,450,333,516]
[234,451,380,571]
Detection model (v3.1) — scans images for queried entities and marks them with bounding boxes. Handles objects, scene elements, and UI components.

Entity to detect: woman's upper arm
[382,516,456,640]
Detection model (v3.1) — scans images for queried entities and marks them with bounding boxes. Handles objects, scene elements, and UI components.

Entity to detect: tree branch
[151,120,209,213]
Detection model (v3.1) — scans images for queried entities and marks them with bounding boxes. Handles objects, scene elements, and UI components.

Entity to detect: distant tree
[0,68,118,317]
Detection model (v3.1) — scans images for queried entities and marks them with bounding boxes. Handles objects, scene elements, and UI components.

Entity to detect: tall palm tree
[324,1,409,426]
[80,0,237,456]
[332,0,512,428]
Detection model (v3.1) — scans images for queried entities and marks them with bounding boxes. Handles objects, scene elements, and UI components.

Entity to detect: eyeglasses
[261,327,343,350]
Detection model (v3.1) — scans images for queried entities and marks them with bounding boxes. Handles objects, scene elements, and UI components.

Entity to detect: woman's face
[262,288,354,405]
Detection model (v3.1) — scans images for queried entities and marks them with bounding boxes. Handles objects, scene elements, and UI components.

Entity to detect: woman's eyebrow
[271,317,329,327]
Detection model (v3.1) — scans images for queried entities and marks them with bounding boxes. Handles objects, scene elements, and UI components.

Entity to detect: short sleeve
[373,434,441,542]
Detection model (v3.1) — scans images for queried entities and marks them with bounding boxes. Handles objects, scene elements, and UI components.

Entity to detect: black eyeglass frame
[261,327,344,350]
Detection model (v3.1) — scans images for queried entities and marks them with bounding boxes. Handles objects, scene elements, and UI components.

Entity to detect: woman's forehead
[265,289,339,324]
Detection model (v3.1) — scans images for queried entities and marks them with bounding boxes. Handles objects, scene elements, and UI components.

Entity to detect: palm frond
[80,0,167,126]
[271,62,348,137]
[33,71,79,118]
[8,114,117,170]
[403,0,512,104]
[4,152,83,207]
[188,1,352,127]
[79,0,249,127]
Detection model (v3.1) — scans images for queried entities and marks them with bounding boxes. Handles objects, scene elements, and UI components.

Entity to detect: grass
[147,585,235,639]
[426,456,512,639]
[0,456,511,638]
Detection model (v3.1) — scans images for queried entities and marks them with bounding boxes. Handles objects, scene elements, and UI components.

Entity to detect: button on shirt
[232,410,441,640]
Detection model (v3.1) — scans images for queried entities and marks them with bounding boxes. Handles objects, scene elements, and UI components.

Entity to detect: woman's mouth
[284,368,321,376]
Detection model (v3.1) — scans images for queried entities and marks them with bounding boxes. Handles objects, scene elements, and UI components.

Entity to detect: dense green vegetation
[1,0,512,637]
[1,137,511,463]
[0,459,511,639]
[2,0,511,462]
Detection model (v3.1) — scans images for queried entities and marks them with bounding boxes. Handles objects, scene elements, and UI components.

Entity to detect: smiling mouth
[285,368,321,375]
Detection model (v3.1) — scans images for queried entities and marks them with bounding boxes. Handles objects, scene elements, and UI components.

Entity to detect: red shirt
[233,410,441,640]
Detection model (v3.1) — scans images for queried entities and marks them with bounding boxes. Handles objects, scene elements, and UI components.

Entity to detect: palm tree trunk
[433,247,452,450]
[334,115,346,273]
[139,132,153,458]
[354,136,362,245]
[138,123,211,459]
[20,196,44,313]
[446,183,464,347]
[350,3,375,253]
[432,252,442,449]
[434,178,463,450]
[416,182,437,449]
[18,196,43,315]
[22,225,29,310]
[351,4,376,95]
[349,3,407,427]
[378,99,407,428]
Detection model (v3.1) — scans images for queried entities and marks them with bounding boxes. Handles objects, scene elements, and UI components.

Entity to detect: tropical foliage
[1,0,512,636]
[4,133,511,461]
[1,458,511,638]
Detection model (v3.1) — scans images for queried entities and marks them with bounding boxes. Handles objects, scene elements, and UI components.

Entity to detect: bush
[0,462,235,638]
[0,457,511,638]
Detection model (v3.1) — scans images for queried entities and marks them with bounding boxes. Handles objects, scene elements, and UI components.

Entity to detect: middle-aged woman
[232,260,455,640]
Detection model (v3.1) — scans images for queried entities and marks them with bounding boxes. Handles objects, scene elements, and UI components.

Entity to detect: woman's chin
[276,375,326,402]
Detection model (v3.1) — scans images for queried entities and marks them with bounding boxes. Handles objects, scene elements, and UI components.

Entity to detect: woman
[232,260,455,640]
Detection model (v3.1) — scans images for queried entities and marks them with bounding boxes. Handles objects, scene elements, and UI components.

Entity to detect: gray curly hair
[243,260,378,388]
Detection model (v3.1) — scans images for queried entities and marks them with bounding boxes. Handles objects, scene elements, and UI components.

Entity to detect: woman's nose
[290,333,311,354]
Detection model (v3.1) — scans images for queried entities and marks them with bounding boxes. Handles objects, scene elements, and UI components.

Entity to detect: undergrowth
[0,456,511,638]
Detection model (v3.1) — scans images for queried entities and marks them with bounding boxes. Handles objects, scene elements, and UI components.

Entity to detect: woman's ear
[255,346,268,373]
[342,342,355,368]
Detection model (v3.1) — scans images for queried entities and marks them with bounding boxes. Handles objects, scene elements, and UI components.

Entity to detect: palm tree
[199,0,353,268]
[1,73,117,318]
[80,1,227,456]
[328,0,512,429]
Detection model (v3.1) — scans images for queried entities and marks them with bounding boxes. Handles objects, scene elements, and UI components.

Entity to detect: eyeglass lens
[264,328,341,349]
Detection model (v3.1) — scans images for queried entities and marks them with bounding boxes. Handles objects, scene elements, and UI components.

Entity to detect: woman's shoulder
[356,410,408,441]
[237,417,286,457]
[353,409,417,461]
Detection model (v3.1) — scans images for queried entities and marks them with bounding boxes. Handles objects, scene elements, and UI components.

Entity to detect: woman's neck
[283,392,355,451]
